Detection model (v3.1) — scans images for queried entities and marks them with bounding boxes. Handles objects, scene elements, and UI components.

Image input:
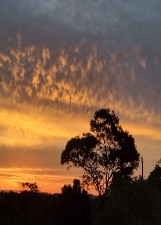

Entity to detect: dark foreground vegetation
[0,175,161,225]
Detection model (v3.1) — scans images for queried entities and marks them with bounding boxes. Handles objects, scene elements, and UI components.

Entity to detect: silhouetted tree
[61,109,140,196]
[148,163,161,191]
[61,179,90,225]
[129,179,161,225]
[20,182,39,192]
[93,179,161,225]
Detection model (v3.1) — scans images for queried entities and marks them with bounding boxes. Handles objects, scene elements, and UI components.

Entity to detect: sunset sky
[0,0,161,194]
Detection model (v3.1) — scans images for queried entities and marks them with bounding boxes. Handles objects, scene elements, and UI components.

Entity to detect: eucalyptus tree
[61,109,140,196]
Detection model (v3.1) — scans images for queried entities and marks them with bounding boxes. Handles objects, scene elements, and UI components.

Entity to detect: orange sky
[0,0,161,194]
[0,69,160,194]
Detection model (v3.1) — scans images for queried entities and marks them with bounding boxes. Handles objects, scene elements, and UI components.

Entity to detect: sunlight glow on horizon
[0,166,84,194]
[0,101,160,193]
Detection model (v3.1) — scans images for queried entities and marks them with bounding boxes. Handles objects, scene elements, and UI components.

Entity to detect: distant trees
[61,109,140,196]
[148,161,161,191]
[0,175,161,225]
[61,179,90,225]
[20,182,39,192]
[93,178,161,225]
[0,191,53,225]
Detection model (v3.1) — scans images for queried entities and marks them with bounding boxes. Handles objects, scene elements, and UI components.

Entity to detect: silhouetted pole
[105,172,107,192]
[141,156,144,180]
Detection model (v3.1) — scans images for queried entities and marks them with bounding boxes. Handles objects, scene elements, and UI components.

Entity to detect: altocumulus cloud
[0,0,161,122]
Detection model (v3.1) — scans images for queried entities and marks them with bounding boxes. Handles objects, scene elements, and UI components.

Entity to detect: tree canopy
[61,109,140,196]
[148,163,161,191]
[20,182,39,192]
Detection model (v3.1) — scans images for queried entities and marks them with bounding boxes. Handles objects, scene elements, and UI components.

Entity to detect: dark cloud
[1,0,161,49]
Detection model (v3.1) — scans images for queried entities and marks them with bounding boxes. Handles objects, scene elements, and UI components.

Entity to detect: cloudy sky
[0,0,161,193]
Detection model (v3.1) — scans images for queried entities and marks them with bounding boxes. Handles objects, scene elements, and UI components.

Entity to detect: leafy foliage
[61,109,140,195]
[61,179,90,225]
[0,176,161,225]
[20,182,39,192]
[148,164,161,191]
[93,179,161,225]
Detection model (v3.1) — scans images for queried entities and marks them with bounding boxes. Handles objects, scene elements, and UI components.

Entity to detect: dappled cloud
[0,35,160,124]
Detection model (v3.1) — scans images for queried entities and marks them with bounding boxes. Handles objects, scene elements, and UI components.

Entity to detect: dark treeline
[0,175,161,225]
